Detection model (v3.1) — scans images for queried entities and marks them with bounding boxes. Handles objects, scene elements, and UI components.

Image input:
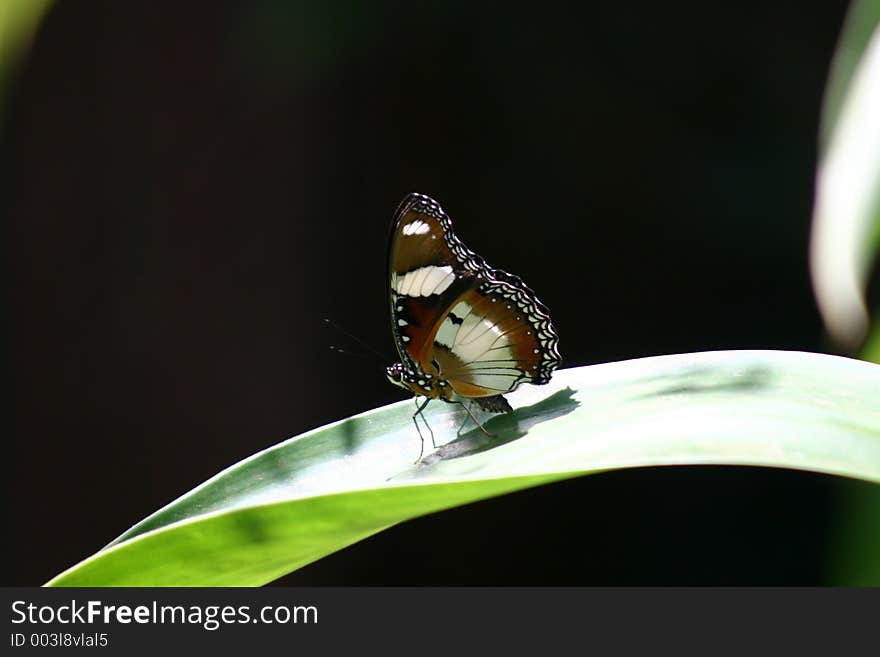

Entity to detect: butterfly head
[386,361,450,400]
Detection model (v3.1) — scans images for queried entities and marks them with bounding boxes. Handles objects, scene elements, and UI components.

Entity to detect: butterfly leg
[453,400,494,438]
[412,396,434,461]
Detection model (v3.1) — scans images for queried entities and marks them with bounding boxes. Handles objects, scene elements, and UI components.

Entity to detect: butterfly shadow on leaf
[419,387,579,465]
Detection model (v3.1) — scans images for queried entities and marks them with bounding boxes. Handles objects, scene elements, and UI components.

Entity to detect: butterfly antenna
[328,345,376,360]
[323,318,392,362]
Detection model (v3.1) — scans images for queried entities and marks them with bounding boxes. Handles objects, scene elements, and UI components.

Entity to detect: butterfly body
[386,193,561,428]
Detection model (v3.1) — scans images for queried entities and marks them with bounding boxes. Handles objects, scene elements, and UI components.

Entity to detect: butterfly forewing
[388,195,471,371]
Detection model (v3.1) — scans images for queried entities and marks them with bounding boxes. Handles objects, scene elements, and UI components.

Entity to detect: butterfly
[385,192,561,457]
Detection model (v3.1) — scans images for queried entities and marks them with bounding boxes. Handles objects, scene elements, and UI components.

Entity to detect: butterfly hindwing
[433,277,557,397]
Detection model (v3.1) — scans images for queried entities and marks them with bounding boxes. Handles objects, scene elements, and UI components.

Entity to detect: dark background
[4,1,862,585]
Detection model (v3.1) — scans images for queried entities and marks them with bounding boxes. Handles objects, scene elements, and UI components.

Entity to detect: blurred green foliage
[813,0,880,585]
[0,0,53,114]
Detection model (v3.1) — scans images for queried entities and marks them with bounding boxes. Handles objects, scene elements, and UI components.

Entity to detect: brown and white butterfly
[385,193,561,456]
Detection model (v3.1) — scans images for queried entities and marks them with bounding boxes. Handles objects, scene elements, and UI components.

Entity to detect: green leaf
[811,1,880,350]
[46,350,880,587]
[811,4,880,585]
